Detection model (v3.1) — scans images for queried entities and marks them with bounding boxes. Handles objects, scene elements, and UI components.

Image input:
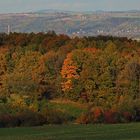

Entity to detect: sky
[0,0,140,13]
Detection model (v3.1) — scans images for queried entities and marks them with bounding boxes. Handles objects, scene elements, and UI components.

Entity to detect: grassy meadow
[0,123,140,140]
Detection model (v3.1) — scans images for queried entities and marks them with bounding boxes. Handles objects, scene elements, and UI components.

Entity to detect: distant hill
[0,10,140,39]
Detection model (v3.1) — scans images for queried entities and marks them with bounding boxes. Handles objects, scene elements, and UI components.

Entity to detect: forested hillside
[0,32,140,127]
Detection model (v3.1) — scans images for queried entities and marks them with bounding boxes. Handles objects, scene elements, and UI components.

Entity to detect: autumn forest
[0,32,140,127]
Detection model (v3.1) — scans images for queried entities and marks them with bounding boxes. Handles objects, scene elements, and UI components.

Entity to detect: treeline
[0,32,140,127]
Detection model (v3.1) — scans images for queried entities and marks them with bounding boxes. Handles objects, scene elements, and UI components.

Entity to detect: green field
[0,123,140,140]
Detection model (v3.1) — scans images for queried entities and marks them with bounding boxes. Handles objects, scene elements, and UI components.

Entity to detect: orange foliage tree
[61,52,79,92]
[61,48,98,100]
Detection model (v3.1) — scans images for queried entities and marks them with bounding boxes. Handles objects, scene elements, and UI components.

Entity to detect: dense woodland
[0,32,140,127]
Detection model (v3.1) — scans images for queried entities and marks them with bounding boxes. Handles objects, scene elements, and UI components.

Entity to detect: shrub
[0,103,74,127]
[0,111,45,127]
[76,113,89,124]
[122,112,132,122]
[103,110,120,124]
[76,107,103,124]
[17,111,45,126]
[42,109,74,124]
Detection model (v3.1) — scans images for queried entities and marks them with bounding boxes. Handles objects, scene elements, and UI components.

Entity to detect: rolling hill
[0,10,140,39]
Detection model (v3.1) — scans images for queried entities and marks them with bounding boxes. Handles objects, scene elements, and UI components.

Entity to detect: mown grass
[0,123,140,140]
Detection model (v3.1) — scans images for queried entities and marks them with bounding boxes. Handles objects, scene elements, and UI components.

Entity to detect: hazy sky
[0,0,140,13]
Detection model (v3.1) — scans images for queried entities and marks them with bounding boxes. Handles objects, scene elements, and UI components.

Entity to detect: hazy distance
[0,0,140,14]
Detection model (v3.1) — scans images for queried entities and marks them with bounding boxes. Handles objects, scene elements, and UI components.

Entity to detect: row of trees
[0,32,140,126]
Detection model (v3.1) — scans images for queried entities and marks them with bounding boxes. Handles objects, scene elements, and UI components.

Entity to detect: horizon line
[0,9,140,14]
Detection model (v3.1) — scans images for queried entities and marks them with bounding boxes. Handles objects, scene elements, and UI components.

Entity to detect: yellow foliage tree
[0,48,9,96]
